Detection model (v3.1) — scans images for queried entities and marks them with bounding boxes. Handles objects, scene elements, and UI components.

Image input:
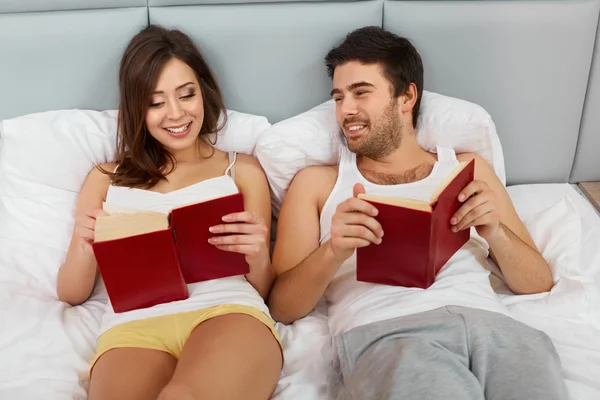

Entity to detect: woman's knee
[157,382,196,400]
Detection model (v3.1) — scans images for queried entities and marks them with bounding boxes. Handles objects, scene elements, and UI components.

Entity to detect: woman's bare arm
[56,164,113,305]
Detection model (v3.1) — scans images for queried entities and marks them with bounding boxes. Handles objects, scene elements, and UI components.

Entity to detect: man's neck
[356,135,437,186]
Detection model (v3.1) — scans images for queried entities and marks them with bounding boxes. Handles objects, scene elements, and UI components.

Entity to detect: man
[267,26,567,400]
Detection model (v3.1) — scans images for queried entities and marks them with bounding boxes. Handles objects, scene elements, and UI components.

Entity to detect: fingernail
[373,208,378,216]
[208,238,216,244]
[377,238,383,244]
[451,226,457,232]
[380,231,384,238]
[209,227,215,232]
[222,216,230,222]
[458,194,465,201]
[450,218,457,225]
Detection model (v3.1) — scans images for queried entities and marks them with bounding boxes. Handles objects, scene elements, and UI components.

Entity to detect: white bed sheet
[0,183,598,400]
[502,184,600,400]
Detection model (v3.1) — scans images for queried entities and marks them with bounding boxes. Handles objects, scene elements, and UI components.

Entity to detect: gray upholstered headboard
[1,0,599,185]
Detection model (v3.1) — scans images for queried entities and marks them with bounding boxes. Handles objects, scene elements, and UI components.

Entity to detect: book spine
[428,208,439,288]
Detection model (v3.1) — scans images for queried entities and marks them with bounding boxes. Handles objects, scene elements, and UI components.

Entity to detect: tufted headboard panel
[149,0,384,123]
[0,1,148,122]
[1,0,599,185]
[383,0,600,184]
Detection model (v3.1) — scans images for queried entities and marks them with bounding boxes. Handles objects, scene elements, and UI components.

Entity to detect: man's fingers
[338,237,372,250]
[339,212,384,238]
[457,212,497,232]
[453,204,494,232]
[337,197,378,216]
[457,180,488,202]
[353,183,366,198]
[451,192,488,226]
[345,225,382,244]
[332,219,382,245]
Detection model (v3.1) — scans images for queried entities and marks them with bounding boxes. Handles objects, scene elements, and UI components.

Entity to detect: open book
[92,192,247,313]
[356,159,475,289]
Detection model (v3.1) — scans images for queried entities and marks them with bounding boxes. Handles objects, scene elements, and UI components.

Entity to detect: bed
[0,1,599,399]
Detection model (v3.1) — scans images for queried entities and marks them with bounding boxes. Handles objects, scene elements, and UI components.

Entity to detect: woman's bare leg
[89,348,177,400]
[157,313,282,400]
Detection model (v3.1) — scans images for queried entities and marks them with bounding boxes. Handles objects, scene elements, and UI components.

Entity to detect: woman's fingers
[221,211,262,224]
[209,223,266,235]
[209,234,264,246]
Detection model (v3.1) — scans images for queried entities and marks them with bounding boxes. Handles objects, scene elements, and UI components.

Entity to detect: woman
[56,25,282,400]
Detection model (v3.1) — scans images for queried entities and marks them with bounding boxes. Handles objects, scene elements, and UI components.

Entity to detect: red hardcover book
[91,192,248,313]
[356,159,475,289]
[170,193,248,283]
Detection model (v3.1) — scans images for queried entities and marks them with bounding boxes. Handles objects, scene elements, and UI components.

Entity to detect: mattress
[0,182,598,399]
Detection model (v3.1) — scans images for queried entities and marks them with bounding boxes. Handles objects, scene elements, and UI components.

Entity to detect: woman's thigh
[89,347,177,400]
[159,313,282,400]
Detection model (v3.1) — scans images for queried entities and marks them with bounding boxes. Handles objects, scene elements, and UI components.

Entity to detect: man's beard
[343,99,403,160]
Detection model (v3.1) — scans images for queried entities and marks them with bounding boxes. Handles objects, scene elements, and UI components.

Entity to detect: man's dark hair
[325,26,424,128]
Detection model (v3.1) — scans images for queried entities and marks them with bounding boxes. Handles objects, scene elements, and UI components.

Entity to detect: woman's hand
[75,209,107,255]
[208,211,270,270]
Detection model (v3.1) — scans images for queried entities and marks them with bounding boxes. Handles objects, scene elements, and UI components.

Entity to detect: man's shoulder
[455,152,495,180]
[456,152,480,163]
[456,152,497,169]
[289,165,339,207]
[294,164,339,180]
[292,165,338,190]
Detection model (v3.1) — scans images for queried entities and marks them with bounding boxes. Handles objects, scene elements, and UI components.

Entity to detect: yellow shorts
[89,304,281,376]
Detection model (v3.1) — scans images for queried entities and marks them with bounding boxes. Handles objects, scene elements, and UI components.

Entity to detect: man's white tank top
[96,152,271,336]
[320,145,510,337]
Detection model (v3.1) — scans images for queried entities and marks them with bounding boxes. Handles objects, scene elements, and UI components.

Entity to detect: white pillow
[211,109,271,156]
[0,108,270,291]
[0,110,119,253]
[523,197,582,281]
[255,90,506,215]
[497,195,599,326]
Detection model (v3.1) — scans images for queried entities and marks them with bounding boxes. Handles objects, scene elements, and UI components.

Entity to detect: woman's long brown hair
[99,25,227,188]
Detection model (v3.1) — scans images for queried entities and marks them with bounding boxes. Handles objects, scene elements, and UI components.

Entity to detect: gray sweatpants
[330,306,568,400]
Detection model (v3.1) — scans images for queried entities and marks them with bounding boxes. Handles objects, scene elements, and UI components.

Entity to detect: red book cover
[429,159,475,283]
[356,204,432,287]
[356,159,475,289]
[92,229,189,313]
[91,192,249,313]
[170,192,249,283]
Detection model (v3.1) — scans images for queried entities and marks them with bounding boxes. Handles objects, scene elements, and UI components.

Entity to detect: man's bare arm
[267,167,344,324]
[268,166,384,324]
[453,154,554,294]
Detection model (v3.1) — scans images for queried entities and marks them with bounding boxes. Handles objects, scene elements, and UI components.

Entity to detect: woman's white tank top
[96,152,271,335]
[319,145,510,337]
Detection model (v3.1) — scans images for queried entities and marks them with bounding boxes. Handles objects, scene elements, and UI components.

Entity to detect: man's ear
[400,83,418,114]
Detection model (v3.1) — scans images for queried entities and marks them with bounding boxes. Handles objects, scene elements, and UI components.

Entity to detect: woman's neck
[170,138,211,164]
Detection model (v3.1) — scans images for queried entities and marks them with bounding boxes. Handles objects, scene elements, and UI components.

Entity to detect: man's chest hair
[359,163,434,186]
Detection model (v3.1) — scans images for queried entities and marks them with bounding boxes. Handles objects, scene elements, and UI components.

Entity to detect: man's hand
[450,179,501,242]
[330,183,384,261]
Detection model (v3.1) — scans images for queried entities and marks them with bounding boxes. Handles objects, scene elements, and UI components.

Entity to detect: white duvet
[0,183,599,400]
